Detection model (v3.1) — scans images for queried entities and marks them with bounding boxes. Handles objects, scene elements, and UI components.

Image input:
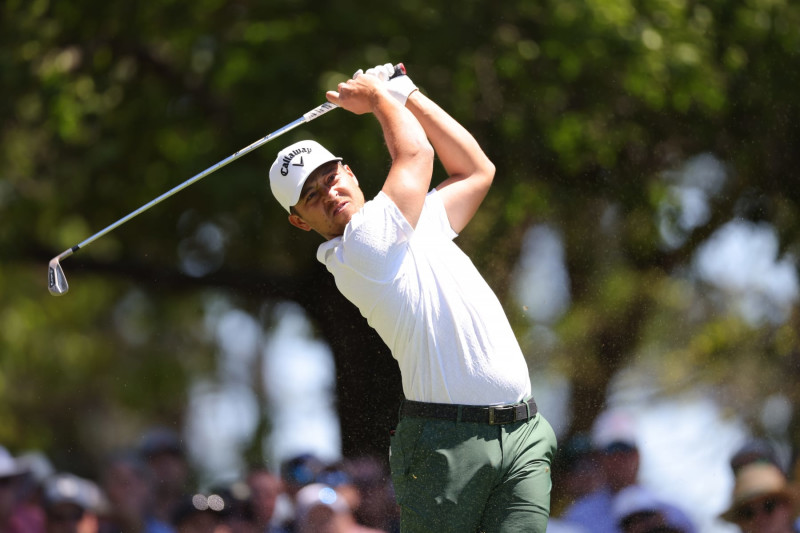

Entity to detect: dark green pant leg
[389,413,556,533]
[480,414,558,533]
[390,417,499,533]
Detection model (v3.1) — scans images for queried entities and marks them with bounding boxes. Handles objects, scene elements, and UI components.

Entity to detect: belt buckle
[488,405,515,425]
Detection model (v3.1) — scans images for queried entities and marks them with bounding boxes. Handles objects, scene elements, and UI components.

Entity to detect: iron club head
[48,257,69,296]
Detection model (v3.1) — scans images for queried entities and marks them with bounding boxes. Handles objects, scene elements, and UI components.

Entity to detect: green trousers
[389,410,557,533]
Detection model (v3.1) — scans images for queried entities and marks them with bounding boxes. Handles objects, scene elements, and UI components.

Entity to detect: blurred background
[2,0,799,531]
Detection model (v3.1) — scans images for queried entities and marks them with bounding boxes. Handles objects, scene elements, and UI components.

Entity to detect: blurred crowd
[0,428,398,533]
[548,409,800,533]
[2,411,800,533]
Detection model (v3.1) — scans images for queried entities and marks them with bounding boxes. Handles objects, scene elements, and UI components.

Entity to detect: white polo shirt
[316,190,531,405]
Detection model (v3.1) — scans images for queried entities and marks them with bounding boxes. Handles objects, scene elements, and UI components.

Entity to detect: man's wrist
[387,76,418,106]
[353,62,418,106]
[370,85,399,112]
[404,87,422,106]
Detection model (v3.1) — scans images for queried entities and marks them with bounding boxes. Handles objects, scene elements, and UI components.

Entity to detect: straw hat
[720,462,800,522]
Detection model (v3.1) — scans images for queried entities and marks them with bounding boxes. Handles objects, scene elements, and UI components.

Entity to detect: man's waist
[400,398,537,425]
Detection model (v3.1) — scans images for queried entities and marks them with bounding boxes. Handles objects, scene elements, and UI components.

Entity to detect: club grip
[391,63,407,79]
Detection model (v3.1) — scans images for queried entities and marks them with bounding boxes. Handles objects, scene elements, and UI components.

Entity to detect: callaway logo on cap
[269,140,342,213]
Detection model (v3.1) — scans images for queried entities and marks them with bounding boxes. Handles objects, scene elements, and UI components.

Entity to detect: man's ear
[344,164,358,185]
[288,213,311,231]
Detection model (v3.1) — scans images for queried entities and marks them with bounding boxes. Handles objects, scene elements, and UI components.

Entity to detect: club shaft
[49,63,407,268]
[59,102,339,259]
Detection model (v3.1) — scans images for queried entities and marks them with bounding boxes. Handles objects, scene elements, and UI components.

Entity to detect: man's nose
[320,182,338,198]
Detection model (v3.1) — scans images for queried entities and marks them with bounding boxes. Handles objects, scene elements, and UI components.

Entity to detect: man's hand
[328,64,433,228]
[353,63,395,82]
[353,63,419,106]
[326,73,391,115]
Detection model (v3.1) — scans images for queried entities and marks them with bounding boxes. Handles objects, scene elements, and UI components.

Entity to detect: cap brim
[0,467,28,479]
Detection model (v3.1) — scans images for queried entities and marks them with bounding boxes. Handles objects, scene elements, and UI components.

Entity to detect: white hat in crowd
[294,483,349,524]
[612,485,663,521]
[591,409,638,452]
[0,446,28,479]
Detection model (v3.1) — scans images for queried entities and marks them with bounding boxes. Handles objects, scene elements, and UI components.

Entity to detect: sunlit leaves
[1,0,798,472]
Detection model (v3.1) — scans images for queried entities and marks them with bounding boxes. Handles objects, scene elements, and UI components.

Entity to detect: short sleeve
[417,188,458,241]
[337,192,413,282]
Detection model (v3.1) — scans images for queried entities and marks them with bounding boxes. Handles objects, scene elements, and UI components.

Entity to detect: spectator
[293,484,383,533]
[170,495,223,533]
[96,451,173,533]
[719,461,800,533]
[279,455,324,503]
[727,439,800,532]
[547,433,598,533]
[0,445,42,533]
[276,454,325,532]
[562,409,695,533]
[340,457,398,533]
[612,485,693,533]
[316,463,360,520]
[138,428,192,527]
[207,482,259,533]
[561,410,641,532]
[551,432,603,514]
[730,439,787,473]
[42,473,105,533]
[15,452,54,533]
[245,468,286,533]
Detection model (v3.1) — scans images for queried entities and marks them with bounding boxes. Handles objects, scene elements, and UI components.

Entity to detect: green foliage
[1,0,798,481]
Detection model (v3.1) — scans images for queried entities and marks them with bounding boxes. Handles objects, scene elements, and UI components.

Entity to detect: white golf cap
[611,485,662,522]
[591,408,638,451]
[269,140,341,213]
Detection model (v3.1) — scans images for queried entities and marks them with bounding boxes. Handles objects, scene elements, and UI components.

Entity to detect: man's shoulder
[317,192,411,273]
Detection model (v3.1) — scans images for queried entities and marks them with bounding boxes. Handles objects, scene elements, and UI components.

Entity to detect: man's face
[733,496,794,533]
[147,450,188,492]
[247,471,282,523]
[288,162,365,240]
[601,447,639,492]
[103,461,151,515]
[46,502,85,533]
[0,476,19,520]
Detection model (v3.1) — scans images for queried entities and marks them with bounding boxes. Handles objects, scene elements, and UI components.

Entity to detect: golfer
[269,64,557,532]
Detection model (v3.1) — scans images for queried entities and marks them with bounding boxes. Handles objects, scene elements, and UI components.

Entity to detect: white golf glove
[352,63,418,106]
[353,63,394,81]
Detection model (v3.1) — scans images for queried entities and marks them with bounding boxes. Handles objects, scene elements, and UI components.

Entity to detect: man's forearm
[403,90,494,233]
[372,90,431,169]
[404,91,494,184]
[368,84,434,228]
[326,72,434,227]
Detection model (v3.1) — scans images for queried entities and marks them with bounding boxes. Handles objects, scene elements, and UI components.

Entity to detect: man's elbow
[417,139,435,164]
[479,158,496,189]
[406,141,435,177]
[394,140,434,184]
[396,137,434,164]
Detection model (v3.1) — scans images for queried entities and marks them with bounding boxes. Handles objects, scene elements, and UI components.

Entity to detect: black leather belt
[400,398,538,425]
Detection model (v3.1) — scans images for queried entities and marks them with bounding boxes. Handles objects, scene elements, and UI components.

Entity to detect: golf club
[48,63,407,296]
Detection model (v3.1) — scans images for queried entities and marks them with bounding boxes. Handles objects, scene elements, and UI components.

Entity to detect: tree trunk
[295,270,404,460]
